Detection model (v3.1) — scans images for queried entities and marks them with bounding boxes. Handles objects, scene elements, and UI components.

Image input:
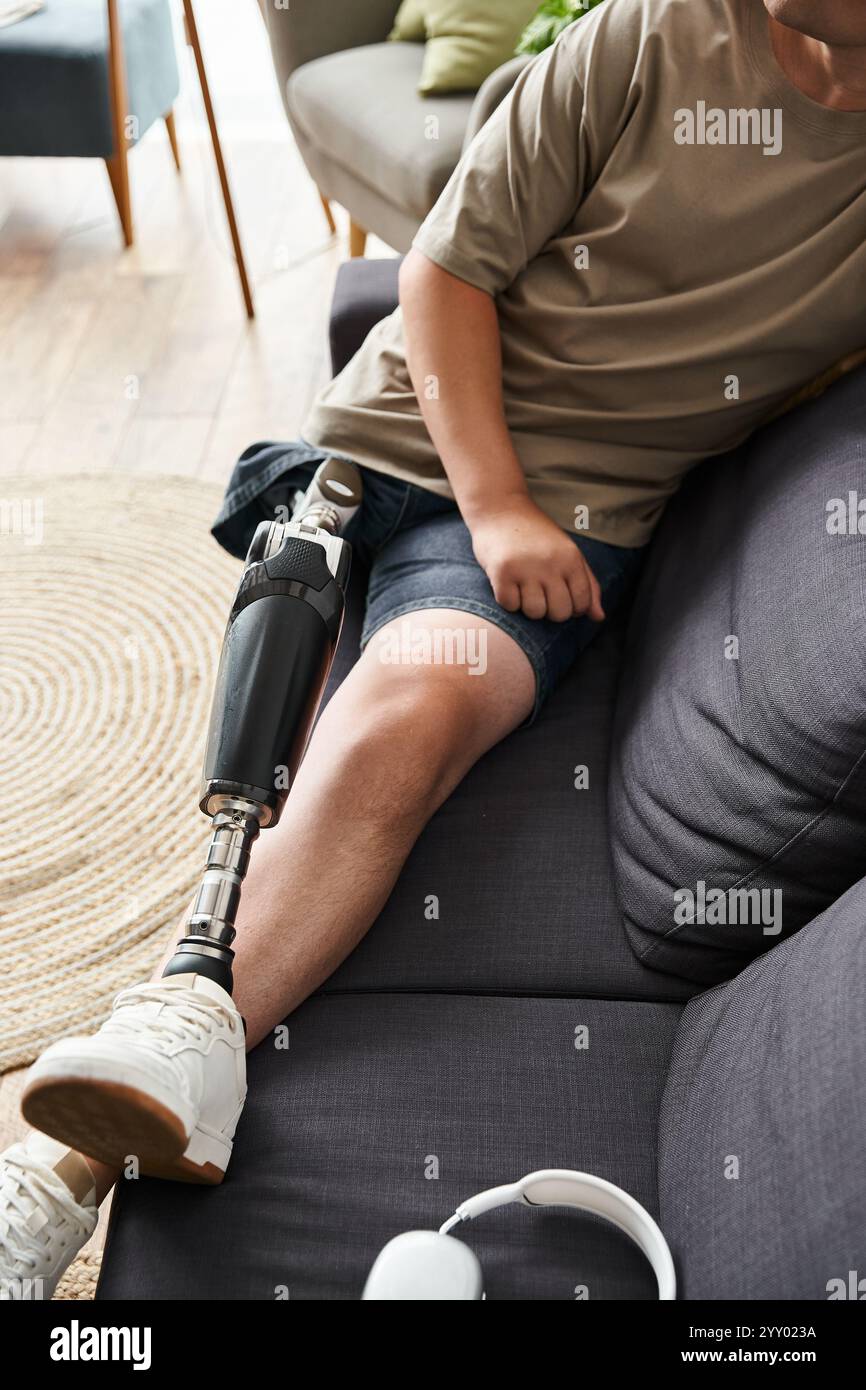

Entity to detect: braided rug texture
[54,1250,102,1302]
[0,475,239,1072]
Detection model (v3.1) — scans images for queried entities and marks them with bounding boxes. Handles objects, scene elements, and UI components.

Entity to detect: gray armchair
[258,0,531,255]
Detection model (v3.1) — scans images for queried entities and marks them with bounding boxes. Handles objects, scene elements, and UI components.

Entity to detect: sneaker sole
[21,1076,226,1186]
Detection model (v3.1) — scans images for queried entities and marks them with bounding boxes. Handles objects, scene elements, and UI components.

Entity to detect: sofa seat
[286,44,473,237]
[97,993,681,1300]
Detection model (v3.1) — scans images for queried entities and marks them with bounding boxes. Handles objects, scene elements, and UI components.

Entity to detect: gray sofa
[259,0,531,253]
[97,261,866,1301]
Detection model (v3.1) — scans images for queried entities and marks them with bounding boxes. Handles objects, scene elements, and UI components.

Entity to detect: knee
[329,661,485,809]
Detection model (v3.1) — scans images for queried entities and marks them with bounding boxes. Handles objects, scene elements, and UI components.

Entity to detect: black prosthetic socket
[162,458,360,998]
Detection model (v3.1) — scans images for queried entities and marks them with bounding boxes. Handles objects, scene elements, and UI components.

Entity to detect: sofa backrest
[608,362,866,985]
[657,870,866,1298]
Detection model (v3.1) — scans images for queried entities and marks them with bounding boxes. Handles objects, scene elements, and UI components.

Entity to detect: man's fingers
[490,554,605,625]
[584,562,605,622]
[519,580,547,621]
[566,565,592,617]
[495,579,522,612]
[567,560,606,623]
[545,578,574,623]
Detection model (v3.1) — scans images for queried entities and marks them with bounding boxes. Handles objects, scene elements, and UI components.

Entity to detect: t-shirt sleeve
[411,0,644,295]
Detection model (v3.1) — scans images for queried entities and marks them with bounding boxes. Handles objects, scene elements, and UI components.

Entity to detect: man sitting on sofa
[2,0,864,1295]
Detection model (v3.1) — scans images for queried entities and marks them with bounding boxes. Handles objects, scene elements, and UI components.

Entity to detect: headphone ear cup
[362,1231,483,1300]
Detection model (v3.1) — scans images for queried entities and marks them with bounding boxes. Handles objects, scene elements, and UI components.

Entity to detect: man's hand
[470,496,605,624]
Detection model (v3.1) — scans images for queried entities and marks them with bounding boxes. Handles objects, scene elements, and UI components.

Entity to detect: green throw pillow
[516,0,607,56]
[390,0,540,95]
[391,0,427,43]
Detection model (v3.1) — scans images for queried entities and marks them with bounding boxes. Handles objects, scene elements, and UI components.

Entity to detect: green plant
[516,0,607,55]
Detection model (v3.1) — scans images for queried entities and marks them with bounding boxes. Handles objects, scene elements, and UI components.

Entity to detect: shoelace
[0,1150,91,1276]
[103,984,238,1051]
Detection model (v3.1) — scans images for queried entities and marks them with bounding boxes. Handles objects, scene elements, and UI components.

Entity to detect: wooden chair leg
[106,0,133,246]
[164,108,181,172]
[318,189,337,236]
[182,0,254,319]
[104,155,133,246]
[349,219,367,259]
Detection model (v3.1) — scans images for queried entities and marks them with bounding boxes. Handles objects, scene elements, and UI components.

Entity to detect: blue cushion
[0,0,179,158]
[658,874,866,1299]
[609,363,866,984]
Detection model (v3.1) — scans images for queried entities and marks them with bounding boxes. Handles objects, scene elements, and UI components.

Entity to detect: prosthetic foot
[21,459,362,1181]
[22,974,246,1182]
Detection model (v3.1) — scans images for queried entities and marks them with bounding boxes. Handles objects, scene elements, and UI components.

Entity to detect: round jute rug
[0,475,240,1073]
[54,1250,102,1301]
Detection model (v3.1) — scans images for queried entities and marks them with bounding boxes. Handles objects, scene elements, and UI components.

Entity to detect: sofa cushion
[320,583,695,1004]
[658,874,866,1300]
[98,993,681,1300]
[609,363,866,985]
[286,43,473,222]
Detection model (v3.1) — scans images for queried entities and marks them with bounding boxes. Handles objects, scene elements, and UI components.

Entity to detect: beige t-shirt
[303,0,866,548]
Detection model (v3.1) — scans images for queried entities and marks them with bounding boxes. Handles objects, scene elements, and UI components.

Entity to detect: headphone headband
[444,1168,675,1300]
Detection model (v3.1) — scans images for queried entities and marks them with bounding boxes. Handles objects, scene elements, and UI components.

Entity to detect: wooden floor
[0,7,391,485]
[0,1,393,1273]
[0,135,359,483]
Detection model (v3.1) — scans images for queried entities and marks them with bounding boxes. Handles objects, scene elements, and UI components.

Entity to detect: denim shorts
[212,440,645,722]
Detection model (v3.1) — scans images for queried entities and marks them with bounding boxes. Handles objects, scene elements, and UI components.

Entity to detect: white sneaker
[21,974,246,1184]
[0,1131,97,1301]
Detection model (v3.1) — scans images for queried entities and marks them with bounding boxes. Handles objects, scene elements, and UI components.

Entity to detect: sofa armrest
[463,54,534,150]
[260,0,403,93]
[329,257,403,376]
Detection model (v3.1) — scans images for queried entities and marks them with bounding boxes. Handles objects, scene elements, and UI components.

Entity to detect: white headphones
[362,1168,676,1300]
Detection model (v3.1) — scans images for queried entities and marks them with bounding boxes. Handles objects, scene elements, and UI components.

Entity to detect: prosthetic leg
[163,457,363,995]
[17,459,362,1181]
